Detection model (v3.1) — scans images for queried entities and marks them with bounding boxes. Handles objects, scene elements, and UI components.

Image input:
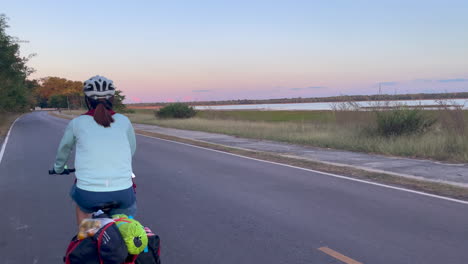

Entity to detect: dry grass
[137,117,467,162]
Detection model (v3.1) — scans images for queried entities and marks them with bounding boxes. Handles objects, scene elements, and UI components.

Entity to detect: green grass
[60,109,468,163]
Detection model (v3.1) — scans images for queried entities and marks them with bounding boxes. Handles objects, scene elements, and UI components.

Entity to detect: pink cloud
[130,96,142,103]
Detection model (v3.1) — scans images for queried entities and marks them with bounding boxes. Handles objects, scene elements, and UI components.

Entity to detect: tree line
[0,14,35,112]
[0,14,126,112]
[34,77,126,110]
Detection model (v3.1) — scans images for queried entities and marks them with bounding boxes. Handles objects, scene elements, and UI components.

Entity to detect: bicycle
[49,167,160,264]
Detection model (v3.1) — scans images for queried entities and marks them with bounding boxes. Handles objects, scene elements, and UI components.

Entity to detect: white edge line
[136,133,468,206]
[0,116,21,165]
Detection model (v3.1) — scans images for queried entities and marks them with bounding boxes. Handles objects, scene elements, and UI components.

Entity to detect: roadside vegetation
[112,101,468,163]
[0,14,36,113]
[155,103,196,119]
[0,14,36,137]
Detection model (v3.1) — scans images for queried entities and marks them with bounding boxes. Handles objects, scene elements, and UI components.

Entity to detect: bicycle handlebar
[49,168,76,175]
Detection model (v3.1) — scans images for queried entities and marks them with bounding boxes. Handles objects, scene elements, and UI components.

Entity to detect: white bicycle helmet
[83,75,116,99]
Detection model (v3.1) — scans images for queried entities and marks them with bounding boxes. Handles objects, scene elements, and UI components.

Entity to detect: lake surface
[194,99,468,110]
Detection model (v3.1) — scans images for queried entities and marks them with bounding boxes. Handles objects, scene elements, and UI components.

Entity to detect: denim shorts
[70,184,137,216]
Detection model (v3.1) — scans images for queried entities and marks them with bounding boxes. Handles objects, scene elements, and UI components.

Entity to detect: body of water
[195,99,468,111]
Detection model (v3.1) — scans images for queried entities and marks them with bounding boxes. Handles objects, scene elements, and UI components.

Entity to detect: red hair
[86,97,115,127]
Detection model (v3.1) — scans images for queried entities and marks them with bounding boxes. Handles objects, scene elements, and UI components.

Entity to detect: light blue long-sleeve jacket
[54,114,136,192]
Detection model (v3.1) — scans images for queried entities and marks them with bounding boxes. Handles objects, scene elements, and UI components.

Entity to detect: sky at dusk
[2,0,468,103]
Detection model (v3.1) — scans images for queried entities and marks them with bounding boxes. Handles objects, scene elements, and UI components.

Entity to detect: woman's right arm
[127,121,136,157]
[54,120,76,173]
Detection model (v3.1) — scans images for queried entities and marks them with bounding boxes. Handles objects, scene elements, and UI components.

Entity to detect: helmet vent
[84,84,94,91]
[94,81,101,91]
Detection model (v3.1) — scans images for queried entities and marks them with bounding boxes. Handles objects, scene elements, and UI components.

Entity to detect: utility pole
[67,96,70,112]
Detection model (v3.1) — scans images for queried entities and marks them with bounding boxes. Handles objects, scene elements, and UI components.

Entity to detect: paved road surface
[0,111,467,264]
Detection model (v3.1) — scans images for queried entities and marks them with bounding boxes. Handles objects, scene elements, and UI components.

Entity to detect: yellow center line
[318,247,363,264]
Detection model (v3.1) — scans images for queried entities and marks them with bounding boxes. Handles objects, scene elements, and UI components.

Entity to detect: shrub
[375,108,436,137]
[155,103,196,119]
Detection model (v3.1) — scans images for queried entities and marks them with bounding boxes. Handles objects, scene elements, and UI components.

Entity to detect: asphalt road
[0,111,467,264]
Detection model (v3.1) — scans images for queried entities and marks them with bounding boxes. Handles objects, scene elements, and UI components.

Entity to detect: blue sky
[2,0,468,102]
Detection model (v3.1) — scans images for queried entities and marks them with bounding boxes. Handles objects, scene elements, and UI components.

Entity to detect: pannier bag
[135,227,161,264]
[64,236,99,264]
[64,217,128,264]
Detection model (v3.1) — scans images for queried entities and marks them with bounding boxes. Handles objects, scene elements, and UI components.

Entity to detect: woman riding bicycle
[51,75,137,226]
